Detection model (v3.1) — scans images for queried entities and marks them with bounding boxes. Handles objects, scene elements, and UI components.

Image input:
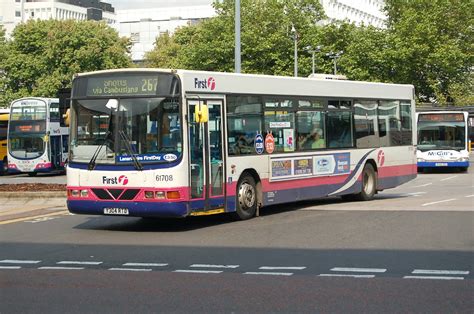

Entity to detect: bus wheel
[27,172,38,177]
[234,174,257,220]
[354,163,377,201]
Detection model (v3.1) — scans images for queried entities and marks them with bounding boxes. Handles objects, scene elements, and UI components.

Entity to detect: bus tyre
[27,172,37,177]
[1,158,7,174]
[354,163,377,201]
[234,174,257,220]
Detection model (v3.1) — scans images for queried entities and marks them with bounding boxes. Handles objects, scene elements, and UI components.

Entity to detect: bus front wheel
[234,174,257,220]
[354,163,377,201]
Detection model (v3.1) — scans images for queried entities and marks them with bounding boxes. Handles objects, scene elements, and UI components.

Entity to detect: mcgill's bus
[67,69,416,220]
[7,97,69,176]
[0,108,9,174]
[416,111,470,172]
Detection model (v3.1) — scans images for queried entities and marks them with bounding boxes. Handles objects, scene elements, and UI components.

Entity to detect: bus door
[50,135,62,169]
[187,99,225,212]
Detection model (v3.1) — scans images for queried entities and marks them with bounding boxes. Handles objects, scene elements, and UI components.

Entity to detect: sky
[108,0,214,10]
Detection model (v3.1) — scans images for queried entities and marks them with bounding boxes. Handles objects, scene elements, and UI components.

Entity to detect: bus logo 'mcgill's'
[194,77,216,90]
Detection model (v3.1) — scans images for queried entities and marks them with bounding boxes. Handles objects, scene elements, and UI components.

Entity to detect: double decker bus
[416,111,470,172]
[7,97,69,176]
[0,108,9,174]
[67,69,416,220]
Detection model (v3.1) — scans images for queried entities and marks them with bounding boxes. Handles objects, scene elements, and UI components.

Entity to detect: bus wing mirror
[194,104,209,123]
[63,108,70,126]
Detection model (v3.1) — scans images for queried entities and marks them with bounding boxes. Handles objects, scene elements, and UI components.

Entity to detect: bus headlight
[70,190,80,197]
[80,190,89,197]
[144,191,154,199]
[459,157,469,162]
[417,158,425,162]
[155,191,166,199]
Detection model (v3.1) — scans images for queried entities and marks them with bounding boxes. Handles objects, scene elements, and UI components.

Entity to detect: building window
[15,11,21,17]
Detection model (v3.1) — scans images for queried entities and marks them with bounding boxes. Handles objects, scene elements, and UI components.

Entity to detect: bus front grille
[91,188,140,201]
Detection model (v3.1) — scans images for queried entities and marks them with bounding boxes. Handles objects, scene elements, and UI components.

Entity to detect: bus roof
[74,68,415,101]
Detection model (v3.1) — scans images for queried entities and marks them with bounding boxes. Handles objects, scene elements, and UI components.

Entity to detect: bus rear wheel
[353,163,377,201]
[234,174,257,220]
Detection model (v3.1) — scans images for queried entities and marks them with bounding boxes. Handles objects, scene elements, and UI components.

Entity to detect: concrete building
[115,4,215,63]
[320,0,386,28]
[0,0,116,38]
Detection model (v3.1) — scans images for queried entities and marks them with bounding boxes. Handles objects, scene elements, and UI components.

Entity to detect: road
[0,167,473,313]
[0,172,66,185]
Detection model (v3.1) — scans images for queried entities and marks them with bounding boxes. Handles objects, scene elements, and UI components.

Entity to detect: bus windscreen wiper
[119,130,143,171]
[88,131,111,170]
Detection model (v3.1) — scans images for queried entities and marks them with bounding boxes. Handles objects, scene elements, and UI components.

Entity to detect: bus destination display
[418,113,464,122]
[86,75,159,96]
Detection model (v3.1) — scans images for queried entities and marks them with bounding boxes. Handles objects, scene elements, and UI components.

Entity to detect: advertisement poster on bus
[283,129,295,152]
[271,159,292,177]
[294,158,313,175]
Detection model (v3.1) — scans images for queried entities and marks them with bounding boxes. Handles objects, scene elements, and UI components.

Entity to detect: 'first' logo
[194,77,216,91]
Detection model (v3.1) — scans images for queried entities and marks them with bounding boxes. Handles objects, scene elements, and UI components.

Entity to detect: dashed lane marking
[440,175,458,182]
[39,266,84,270]
[109,268,152,272]
[190,264,239,269]
[0,259,41,264]
[0,266,21,269]
[403,276,464,280]
[174,270,223,274]
[412,269,469,275]
[259,266,306,270]
[244,272,293,276]
[330,267,387,273]
[57,261,103,265]
[413,183,433,188]
[123,263,168,267]
[421,199,457,207]
[319,274,375,278]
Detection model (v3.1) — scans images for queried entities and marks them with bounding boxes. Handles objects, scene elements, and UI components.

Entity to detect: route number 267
[142,79,158,92]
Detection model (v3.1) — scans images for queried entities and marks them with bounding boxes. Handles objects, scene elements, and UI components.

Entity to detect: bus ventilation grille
[91,188,140,200]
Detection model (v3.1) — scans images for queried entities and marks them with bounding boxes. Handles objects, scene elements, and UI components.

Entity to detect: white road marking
[173,270,223,274]
[109,268,152,272]
[403,192,427,196]
[39,266,84,270]
[319,274,375,278]
[413,183,432,188]
[123,263,168,267]
[421,199,457,207]
[244,272,293,276]
[404,276,464,280]
[330,267,387,273]
[57,261,103,265]
[25,217,59,223]
[440,175,458,182]
[189,264,239,269]
[259,266,306,270]
[412,269,469,275]
[0,259,41,264]
[0,266,21,269]
[464,194,474,198]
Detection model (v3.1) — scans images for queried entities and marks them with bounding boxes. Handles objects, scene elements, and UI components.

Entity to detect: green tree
[145,0,325,76]
[2,19,132,104]
[0,26,8,107]
[383,0,474,105]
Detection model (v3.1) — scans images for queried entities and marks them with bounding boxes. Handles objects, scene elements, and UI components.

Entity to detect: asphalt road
[0,167,473,313]
[0,172,66,185]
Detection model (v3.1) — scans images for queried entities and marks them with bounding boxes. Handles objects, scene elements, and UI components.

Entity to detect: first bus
[67,69,417,220]
[7,97,69,176]
[0,108,9,174]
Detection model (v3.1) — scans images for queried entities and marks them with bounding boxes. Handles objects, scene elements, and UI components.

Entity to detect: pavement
[0,191,68,225]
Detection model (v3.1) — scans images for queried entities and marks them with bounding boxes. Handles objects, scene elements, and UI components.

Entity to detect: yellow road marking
[189,208,225,216]
[0,210,69,225]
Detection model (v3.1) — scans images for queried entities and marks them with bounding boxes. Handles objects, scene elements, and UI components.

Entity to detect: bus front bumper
[417,161,469,168]
[67,200,189,218]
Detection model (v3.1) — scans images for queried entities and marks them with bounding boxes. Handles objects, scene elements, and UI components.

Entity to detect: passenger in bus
[298,128,325,149]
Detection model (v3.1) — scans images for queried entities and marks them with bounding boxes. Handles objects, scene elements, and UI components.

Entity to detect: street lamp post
[326,50,343,75]
[291,24,298,77]
[305,45,322,75]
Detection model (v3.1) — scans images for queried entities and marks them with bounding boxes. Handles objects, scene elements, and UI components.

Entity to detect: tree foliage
[383,0,474,104]
[146,0,325,76]
[1,19,132,105]
[145,0,473,105]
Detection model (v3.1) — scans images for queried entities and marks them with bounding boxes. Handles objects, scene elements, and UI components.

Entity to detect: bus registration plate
[435,163,448,167]
[104,208,129,215]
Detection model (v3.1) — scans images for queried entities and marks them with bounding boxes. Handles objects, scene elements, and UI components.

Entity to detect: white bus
[67,69,416,220]
[416,111,470,172]
[7,97,69,176]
